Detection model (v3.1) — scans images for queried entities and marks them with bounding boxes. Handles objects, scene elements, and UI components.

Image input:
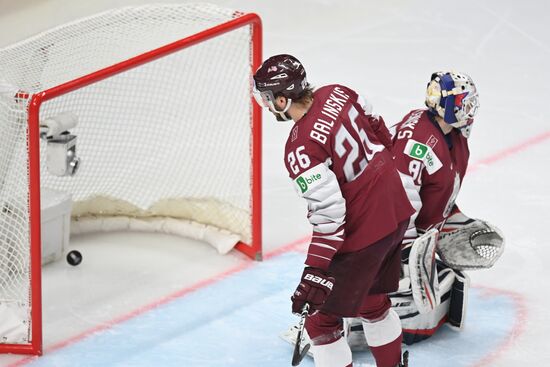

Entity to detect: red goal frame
[0,12,262,356]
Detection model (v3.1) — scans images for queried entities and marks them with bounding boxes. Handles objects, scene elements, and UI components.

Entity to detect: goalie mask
[425,72,479,138]
[252,54,309,122]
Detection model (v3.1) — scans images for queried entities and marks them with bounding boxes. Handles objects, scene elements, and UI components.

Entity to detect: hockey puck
[66,250,82,266]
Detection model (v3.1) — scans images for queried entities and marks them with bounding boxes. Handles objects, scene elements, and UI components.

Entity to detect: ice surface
[1,0,549,365]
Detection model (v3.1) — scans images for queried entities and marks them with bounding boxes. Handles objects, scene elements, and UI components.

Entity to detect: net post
[28,93,44,355]
[249,14,263,261]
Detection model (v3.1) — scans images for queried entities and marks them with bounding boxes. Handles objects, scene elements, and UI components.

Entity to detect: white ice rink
[1,0,549,366]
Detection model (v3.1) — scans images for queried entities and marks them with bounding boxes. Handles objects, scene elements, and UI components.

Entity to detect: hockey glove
[439,210,505,270]
[291,267,335,315]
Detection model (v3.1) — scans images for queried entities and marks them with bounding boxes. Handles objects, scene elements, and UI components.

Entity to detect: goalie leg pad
[390,264,456,345]
[344,265,469,348]
[448,269,470,329]
[408,228,441,314]
[343,317,368,351]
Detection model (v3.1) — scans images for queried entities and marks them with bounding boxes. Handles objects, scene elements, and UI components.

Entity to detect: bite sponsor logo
[425,152,435,167]
[405,139,442,174]
[296,173,322,193]
[410,143,428,159]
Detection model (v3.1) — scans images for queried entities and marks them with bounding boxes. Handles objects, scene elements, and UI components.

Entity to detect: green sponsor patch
[409,142,428,159]
[296,176,308,193]
[294,164,326,196]
[404,139,443,175]
[296,173,322,193]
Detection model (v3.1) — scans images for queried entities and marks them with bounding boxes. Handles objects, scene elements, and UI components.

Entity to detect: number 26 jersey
[284,84,414,270]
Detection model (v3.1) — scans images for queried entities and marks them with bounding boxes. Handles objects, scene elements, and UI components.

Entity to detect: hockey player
[389,71,504,343]
[343,71,505,348]
[253,54,413,367]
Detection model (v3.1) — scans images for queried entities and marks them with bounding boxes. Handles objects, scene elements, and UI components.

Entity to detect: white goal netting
[0,3,258,347]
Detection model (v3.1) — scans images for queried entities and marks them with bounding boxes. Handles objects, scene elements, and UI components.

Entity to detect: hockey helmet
[252,54,308,121]
[425,71,479,136]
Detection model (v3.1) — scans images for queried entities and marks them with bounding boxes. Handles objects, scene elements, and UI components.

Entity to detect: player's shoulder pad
[294,163,329,197]
[403,139,442,175]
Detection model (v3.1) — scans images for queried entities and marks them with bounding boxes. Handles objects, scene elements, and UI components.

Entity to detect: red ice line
[10,129,550,366]
[471,287,529,367]
[8,238,311,367]
[467,130,550,173]
[7,259,260,366]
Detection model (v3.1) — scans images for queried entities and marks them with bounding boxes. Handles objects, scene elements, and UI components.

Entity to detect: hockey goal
[0,4,262,355]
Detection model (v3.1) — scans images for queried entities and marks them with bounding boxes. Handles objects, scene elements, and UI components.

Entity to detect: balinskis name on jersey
[310,86,350,145]
[284,84,414,270]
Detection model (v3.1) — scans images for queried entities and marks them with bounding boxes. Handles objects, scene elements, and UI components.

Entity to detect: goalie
[344,71,505,348]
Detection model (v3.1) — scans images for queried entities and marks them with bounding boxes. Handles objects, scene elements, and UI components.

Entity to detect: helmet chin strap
[269,98,293,122]
[449,120,467,128]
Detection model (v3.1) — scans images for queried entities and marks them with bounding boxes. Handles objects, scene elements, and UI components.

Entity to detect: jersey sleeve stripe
[310,242,338,251]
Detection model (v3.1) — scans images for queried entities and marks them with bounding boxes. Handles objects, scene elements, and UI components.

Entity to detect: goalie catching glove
[438,211,505,270]
[291,267,335,315]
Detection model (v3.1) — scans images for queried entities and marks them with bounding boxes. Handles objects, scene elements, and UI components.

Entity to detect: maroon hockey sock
[368,333,403,367]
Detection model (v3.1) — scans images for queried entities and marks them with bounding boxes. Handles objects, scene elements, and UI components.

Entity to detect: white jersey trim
[296,162,346,241]
[398,171,422,246]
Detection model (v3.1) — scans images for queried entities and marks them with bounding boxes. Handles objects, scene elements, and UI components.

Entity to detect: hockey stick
[291,303,311,366]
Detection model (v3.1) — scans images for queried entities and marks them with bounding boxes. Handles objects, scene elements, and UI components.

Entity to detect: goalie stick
[291,303,311,366]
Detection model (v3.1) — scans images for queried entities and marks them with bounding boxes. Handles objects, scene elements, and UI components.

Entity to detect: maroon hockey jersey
[284,85,414,270]
[391,109,470,244]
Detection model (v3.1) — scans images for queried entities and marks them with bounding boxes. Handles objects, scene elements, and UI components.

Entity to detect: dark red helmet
[253,54,307,99]
[252,54,308,121]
